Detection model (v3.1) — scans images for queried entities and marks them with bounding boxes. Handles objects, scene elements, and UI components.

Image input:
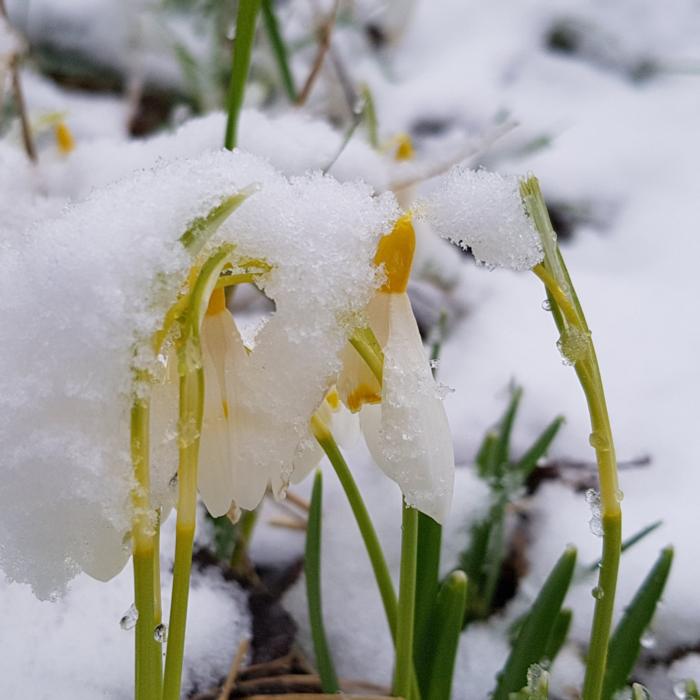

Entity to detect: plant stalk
[522,176,621,700]
[130,396,163,700]
[224,0,261,150]
[162,367,204,700]
[394,503,418,700]
[312,417,397,635]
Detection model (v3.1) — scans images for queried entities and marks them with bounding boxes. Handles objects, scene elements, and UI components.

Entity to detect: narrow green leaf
[632,683,653,700]
[543,608,572,663]
[587,520,663,573]
[305,471,339,693]
[414,512,442,691]
[493,546,577,700]
[476,430,500,479]
[179,188,255,255]
[360,84,379,149]
[602,547,674,700]
[514,416,564,482]
[424,571,468,700]
[480,502,507,616]
[459,518,492,620]
[224,0,262,150]
[493,386,523,476]
[261,0,297,101]
[673,680,700,700]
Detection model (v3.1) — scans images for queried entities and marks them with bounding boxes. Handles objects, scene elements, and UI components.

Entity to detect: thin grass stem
[224,0,262,150]
[261,0,297,101]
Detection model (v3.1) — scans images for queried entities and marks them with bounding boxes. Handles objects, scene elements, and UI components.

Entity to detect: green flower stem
[224,0,262,150]
[312,416,397,635]
[394,503,418,700]
[162,367,204,700]
[261,0,297,101]
[162,246,233,700]
[130,397,162,700]
[312,421,421,700]
[522,176,621,700]
[349,326,384,384]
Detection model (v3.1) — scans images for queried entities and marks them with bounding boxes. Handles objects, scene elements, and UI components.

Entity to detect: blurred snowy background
[1,0,699,697]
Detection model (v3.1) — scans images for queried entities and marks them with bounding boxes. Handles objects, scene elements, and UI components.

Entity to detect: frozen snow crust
[0,145,398,599]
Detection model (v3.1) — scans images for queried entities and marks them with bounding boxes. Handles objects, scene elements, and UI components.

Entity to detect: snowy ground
[1,0,699,698]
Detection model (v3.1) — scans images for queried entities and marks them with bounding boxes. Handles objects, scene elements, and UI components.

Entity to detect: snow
[0,515,250,699]
[421,167,543,271]
[1,0,700,696]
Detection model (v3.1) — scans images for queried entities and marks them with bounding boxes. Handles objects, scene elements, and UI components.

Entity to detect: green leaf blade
[425,571,468,700]
[602,547,674,700]
[493,546,577,700]
[305,470,339,693]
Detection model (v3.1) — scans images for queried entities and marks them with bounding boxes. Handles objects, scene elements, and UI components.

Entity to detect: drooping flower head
[0,148,399,598]
[338,215,455,523]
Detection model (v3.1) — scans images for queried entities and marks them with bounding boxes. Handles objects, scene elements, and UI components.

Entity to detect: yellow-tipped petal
[325,387,341,411]
[374,215,416,294]
[55,122,75,155]
[360,294,454,523]
[346,384,382,412]
[199,310,238,517]
[394,133,415,161]
[206,287,227,316]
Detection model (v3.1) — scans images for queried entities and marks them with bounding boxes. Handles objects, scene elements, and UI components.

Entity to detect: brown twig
[389,120,517,194]
[217,638,251,700]
[267,516,307,531]
[295,1,339,106]
[0,0,36,162]
[285,490,311,513]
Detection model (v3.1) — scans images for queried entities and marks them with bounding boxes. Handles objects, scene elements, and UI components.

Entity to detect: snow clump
[420,166,543,271]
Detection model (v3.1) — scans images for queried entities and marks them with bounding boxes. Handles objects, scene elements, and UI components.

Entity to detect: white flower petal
[332,403,361,449]
[290,434,324,485]
[199,310,240,517]
[361,293,454,523]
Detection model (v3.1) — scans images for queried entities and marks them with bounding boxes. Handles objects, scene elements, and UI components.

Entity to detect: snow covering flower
[421,166,543,271]
[338,215,455,523]
[0,146,398,597]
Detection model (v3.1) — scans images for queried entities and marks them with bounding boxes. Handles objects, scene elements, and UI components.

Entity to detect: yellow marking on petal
[346,384,382,413]
[55,122,75,154]
[206,288,227,316]
[394,133,414,161]
[374,214,416,294]
[222,400,230,419]
[325,387,340,411]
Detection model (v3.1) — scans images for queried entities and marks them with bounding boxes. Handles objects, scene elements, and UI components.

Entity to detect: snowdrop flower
[338,215,455,523]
